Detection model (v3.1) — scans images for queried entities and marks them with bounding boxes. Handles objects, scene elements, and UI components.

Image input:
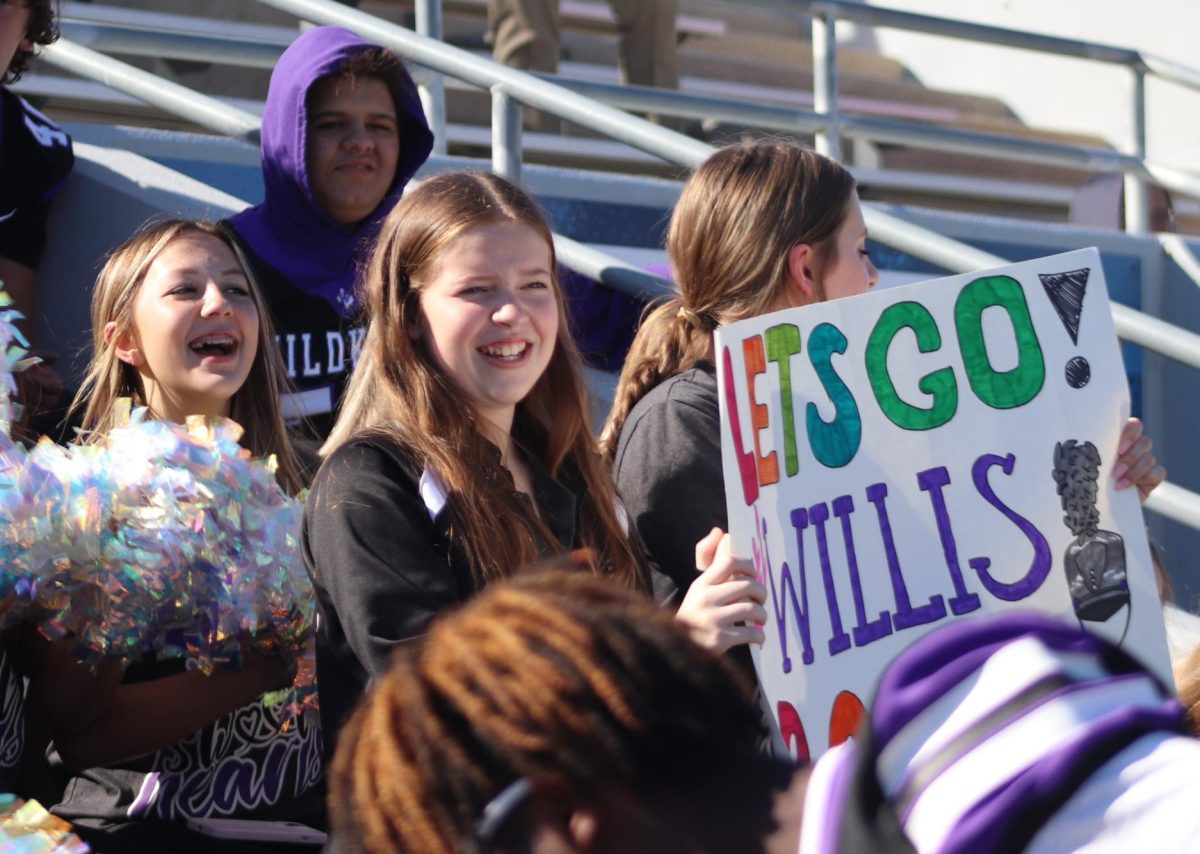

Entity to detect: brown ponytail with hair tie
[675,305,710,331]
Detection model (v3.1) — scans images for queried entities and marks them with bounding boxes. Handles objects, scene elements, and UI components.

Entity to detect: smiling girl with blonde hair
[73,219,305,492]
[29,219,321,843]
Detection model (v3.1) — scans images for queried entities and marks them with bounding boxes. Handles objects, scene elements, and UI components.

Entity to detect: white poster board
[715,248,1170,761]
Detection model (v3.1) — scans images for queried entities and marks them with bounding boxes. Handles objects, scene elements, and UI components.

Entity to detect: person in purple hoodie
[226,26,434,444]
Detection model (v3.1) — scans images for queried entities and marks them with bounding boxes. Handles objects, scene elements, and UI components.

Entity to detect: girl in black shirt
[305,171,767,749]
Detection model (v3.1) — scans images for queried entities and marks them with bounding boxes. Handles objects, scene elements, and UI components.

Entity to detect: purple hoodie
[803,611,1192,853]
[227,26,433,314]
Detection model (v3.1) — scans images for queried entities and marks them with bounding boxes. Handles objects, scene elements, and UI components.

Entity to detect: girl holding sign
[603,141,1165,597]
[305,171,766,751]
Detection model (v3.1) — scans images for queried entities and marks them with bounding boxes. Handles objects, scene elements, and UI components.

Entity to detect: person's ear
[107,322,144,367]
[785,243,819,305]
[567,806,600,850]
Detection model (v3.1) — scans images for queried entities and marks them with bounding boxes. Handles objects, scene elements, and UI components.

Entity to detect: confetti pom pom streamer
[0,403,315,708]
[0,284,314,712]
[0,288,31,438]
[0,290,40,620]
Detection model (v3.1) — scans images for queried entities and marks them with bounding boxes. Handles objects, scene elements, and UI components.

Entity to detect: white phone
[185,817,327,845]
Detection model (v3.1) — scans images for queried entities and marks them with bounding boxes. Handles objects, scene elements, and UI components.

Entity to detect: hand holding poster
[715,248,1170,761]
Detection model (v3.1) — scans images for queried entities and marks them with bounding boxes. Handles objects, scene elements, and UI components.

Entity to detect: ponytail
[601,298,713,457]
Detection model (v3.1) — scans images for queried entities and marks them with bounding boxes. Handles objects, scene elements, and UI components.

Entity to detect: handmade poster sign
[716,247,1170,761]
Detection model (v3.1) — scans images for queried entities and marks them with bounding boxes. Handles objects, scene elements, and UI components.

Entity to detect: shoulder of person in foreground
[0,0,71,295]
[0,89,74,418]
[0,89,74,274]
[804,610,1200,854]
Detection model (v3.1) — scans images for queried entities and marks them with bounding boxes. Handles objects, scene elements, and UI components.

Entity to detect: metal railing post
[1124,65,1150,233]
[413,0,448,156]
[492,85,523,182]
[812,4,840,160]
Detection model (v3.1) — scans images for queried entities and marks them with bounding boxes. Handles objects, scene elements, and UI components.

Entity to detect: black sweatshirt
[303,432,584,753]
[612,362,728,596]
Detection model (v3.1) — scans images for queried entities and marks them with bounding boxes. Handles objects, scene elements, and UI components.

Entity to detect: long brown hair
[70,219,307,494]
[330,567,760,853]
[602,141,856,455]
[325,170,642,589]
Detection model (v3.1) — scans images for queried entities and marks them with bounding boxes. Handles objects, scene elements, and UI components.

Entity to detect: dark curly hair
[330,566,761,853]
[5,0,58,85]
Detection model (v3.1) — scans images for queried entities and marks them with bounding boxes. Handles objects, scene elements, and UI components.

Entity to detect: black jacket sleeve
[613,393,728,598]
[303,439,467,743]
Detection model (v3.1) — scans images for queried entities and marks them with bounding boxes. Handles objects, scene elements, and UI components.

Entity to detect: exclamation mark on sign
[1038,267,1092,389]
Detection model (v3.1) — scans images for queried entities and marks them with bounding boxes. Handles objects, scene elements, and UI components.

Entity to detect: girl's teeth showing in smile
[479,341,529,362]
[188,334,238,358]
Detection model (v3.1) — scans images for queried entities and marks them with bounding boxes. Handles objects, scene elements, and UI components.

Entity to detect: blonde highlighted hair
[70,218,307,494]
[602,141,856,455]
[325,170,643,589]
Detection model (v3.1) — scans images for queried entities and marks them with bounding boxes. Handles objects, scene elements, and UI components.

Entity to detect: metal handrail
[1145,483,1200,532]
[552,234,672,303]
[533,76,1186,186]
[256,0,712,168]
[47,0,1193,360]
[40,38,262,144]
[412,0,447,156]
[39,20,676,303]
[716,0,1200,231]
[59,21,287,69]
[1161,235,1200,292]
[1140,53,1200,94]
[246,0,1200,365]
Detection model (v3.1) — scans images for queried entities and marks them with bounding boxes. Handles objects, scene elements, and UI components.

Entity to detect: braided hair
[330,566,761,853]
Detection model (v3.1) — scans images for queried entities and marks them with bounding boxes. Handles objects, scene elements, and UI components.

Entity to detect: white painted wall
[848,0,1199,173]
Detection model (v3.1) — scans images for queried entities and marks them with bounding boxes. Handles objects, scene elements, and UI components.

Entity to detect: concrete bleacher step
[363,0,727,41]
[371,0,1018,125]
[418,12,1089,147]
[363,0,1108,190]
[44,0,1124,219]
[673,30,908,85]
[876,145,1095,196]
[364,0,1023,127]
[676,0,813,40]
